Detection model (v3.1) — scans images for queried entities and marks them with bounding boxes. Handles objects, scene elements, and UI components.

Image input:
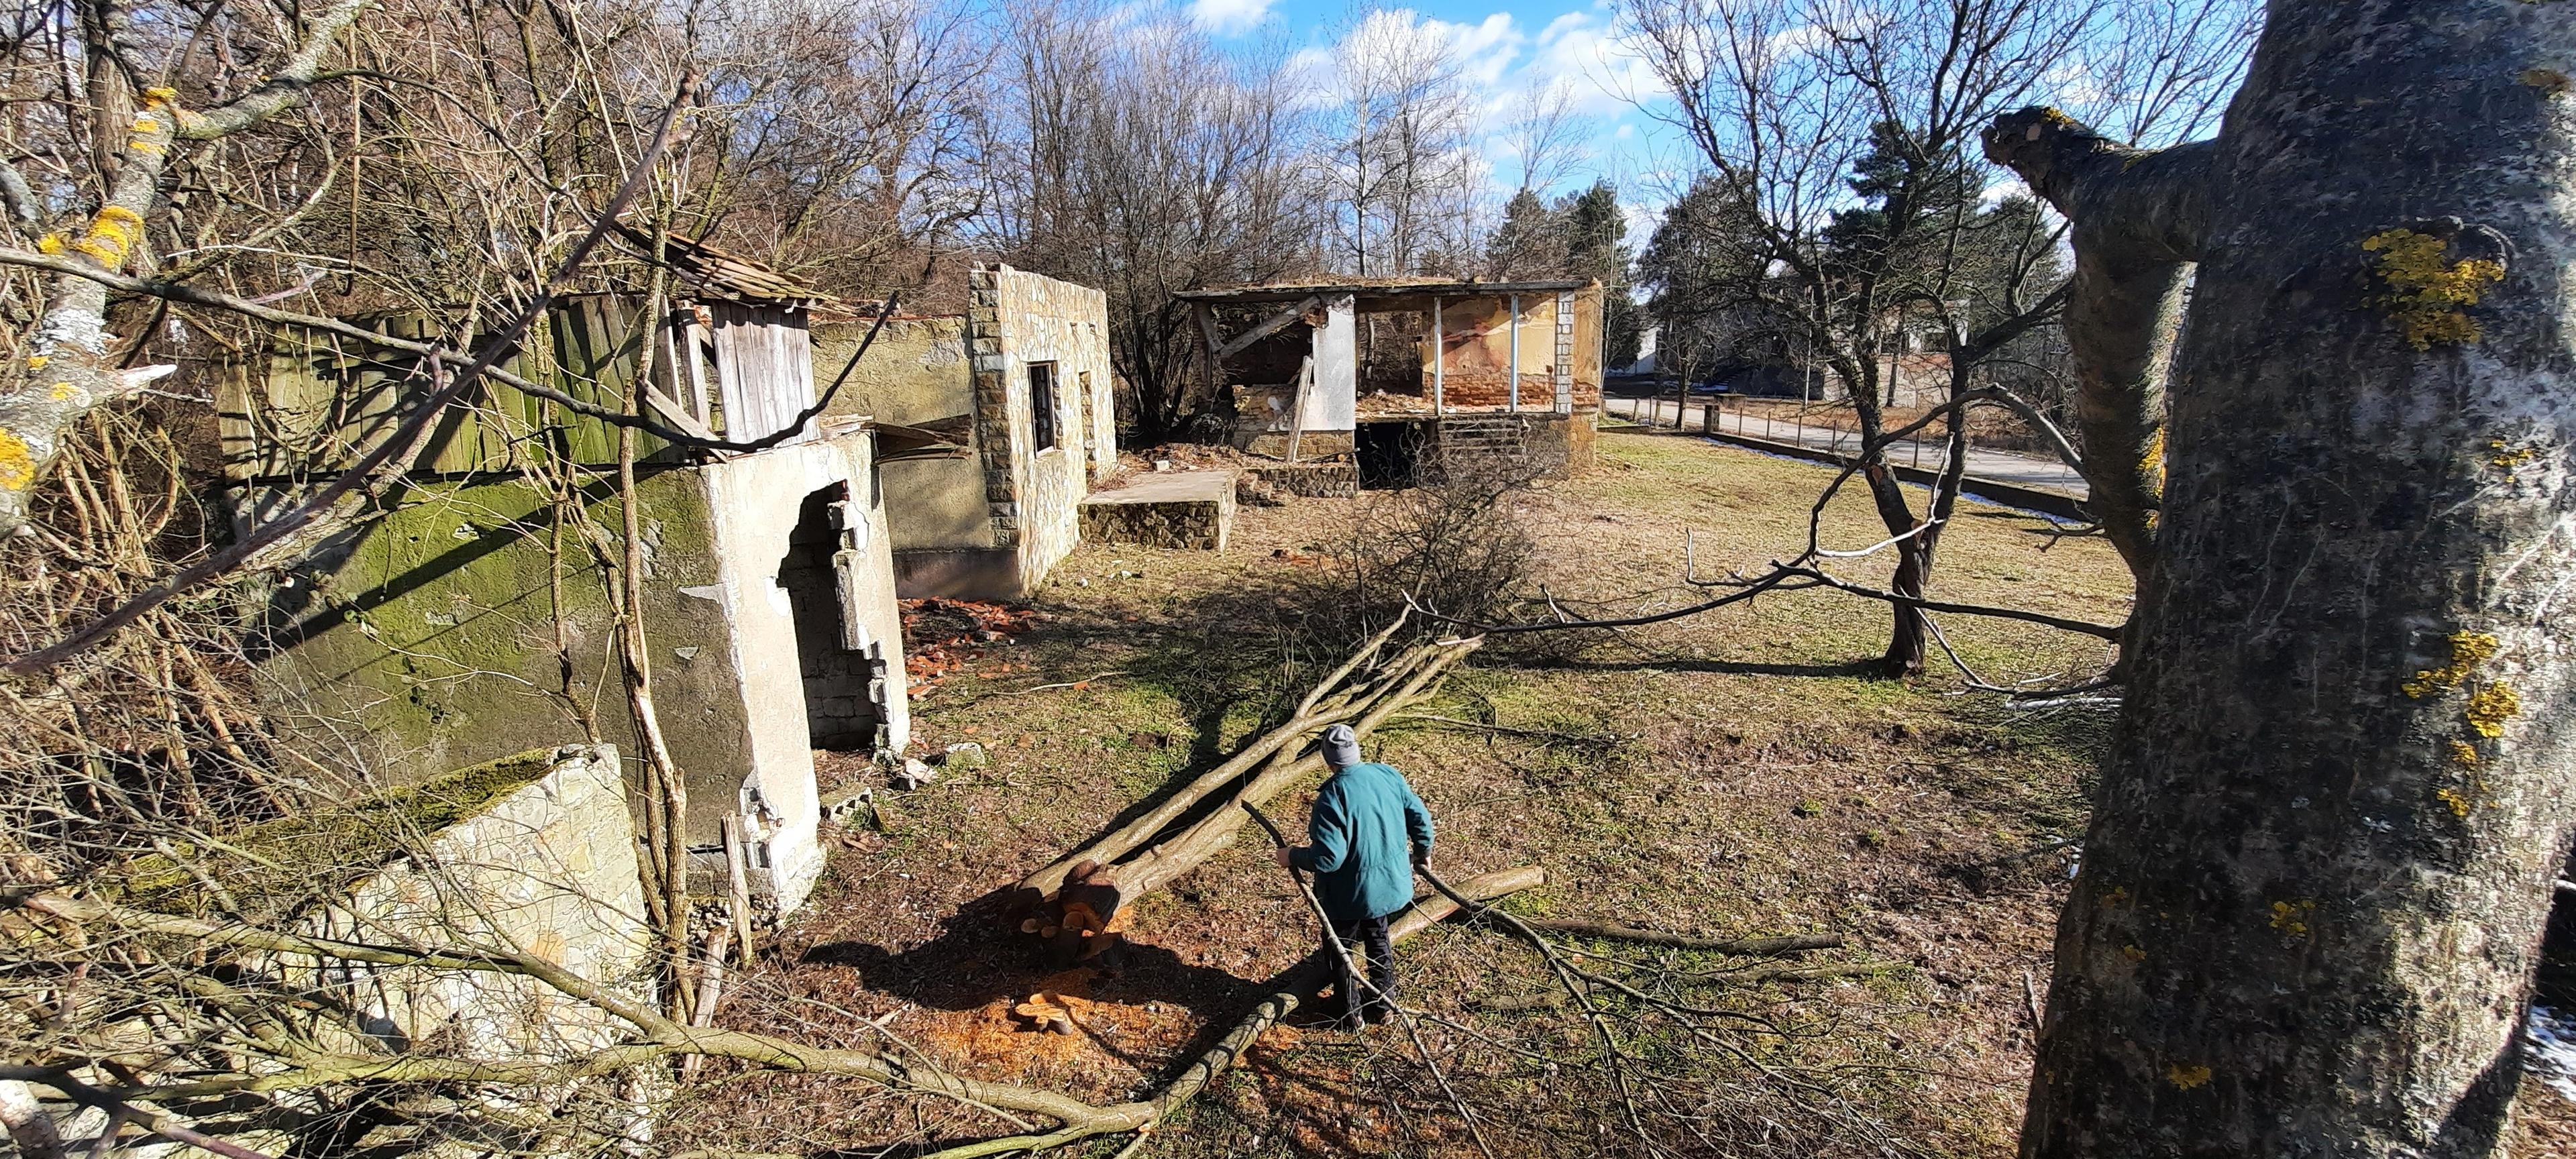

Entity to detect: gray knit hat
[1320,724,1362,768]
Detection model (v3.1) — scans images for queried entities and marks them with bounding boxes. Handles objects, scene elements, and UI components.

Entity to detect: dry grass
[674,427,2569,1157]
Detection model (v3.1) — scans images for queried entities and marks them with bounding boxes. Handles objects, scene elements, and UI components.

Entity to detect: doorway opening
[780,482,890,751]
[1357,419,1434,490]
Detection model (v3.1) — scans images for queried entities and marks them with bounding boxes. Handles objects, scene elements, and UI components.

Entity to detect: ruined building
[219,235,921,913]
[812,264,1118,600]
[1177,278,1606,486]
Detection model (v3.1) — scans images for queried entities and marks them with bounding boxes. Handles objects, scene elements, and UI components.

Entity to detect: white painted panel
[1308,294,1357,431]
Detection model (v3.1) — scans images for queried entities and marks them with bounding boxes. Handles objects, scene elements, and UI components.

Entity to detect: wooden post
[720,815,756,969]
[1431,297,1445,415]
[1286,355,1313,464]
[1507,293,1520,412]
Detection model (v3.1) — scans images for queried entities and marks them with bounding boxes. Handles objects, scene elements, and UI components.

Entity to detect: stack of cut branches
[1011,612,1480,960]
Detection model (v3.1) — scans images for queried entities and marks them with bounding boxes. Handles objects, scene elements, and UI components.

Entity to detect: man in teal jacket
[1274,723,1434,1024]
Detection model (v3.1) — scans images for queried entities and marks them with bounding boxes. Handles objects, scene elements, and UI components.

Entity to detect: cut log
[1011,623,1480,956]
[1016,613,1419,905]
[1039,639,1478,936]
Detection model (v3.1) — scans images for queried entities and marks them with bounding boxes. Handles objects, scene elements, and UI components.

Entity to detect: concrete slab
[1080,470,1234,550]
[1085,470,1235,504]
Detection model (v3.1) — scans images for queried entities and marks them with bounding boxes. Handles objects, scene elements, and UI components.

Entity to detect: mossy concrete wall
[812,314,975,429]
[260,431,904,912]
[812,315,995,556]
[295,745,653,1062]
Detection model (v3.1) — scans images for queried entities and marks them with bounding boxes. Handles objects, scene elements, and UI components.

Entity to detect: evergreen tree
[1564,180,1643,368]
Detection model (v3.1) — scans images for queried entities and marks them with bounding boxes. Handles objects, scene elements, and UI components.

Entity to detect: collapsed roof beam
[1205,295,1324,364]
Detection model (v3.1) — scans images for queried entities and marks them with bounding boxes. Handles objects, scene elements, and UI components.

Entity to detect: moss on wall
[109,747,564,918]
[261,467,757,824]
[812,315,975,428]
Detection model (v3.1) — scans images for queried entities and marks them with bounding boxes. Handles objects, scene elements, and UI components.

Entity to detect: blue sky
[1189,0,1684,229]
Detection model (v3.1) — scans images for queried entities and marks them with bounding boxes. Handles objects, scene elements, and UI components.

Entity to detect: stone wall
[1081,494,1233,551]
[1244,463,1360,498]
[969,265,1116,596]
[1433,412,1593,482]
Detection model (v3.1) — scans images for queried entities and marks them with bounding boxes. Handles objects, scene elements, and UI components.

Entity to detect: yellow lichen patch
[2167,1064,2213,1091]
[2489,439,2536,469]
[2121,944,2147,962]
[2436,787,2473,817]
[2523,68,2573,95]
[2269,899,2314,938]
[34,233,62,255]
[0,427,33,490]
[2449,738,2481,766]
[27,355,48,370]
[2361,229,2507,350]
[70,205,144,268]
[2402,630,2502,698]
[48,382,78,402]
[141,86,178,109]
[2465,683,2520,738]
[2139,428,2166,479]
[2037,106,2079,127]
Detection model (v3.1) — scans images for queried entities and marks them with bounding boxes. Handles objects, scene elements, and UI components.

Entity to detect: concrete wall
[258,431,906,913]
[699,432,907,908]
[808,272,1116,601]
[297,745,654,1062]
[1311,294,1358,432]
[813,314,975,429]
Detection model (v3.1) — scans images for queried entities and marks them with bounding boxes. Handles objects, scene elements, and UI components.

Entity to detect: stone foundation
[1079,471,1234,551]
[1244,463,1360,498]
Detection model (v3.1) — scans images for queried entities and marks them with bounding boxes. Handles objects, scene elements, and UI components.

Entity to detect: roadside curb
[1695,429,2091,522]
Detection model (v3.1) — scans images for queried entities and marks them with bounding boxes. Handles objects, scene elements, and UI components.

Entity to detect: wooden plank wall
[709,302,817,445]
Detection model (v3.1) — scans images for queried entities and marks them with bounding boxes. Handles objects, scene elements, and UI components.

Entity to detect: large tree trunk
[1989,4,2576,1156]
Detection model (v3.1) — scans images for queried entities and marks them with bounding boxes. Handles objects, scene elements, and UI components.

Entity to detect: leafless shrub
[1336,456,1545,641]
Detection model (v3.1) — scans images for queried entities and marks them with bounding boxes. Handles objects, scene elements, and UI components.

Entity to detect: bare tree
[985,0,1316,442]
[1322,7,1481,277]
[1619,0,2253,675]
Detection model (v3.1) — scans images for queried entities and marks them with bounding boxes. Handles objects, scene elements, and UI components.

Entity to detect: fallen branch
[1513,924,1842,956]
[32,868,1542,1159]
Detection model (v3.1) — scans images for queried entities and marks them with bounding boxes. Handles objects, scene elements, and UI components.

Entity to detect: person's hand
[1411,847,1430,869]
[1273,846,1293,869]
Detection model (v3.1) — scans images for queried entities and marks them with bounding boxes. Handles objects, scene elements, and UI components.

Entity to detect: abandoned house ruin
[812,264,1118,600]
[219,234,924,914]
[1177,278,1606,488]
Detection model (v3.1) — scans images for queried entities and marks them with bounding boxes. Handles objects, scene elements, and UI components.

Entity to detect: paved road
[1603,396,2088,499]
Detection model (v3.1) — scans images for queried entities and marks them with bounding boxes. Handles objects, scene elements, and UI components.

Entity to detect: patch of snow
[2530,1005,2576,1103]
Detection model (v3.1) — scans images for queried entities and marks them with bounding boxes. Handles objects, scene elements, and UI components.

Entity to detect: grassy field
[672,426,2555,1156]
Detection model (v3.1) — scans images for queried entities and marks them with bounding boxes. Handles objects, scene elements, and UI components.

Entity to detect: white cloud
[1189,0,1275,36]
[1296,4,1689,204]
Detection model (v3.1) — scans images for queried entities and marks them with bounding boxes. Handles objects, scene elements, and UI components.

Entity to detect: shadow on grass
[1502,654,1888,680]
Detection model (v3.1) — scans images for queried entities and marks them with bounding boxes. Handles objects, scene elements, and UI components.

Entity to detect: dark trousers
[1324,914,1396,1023]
